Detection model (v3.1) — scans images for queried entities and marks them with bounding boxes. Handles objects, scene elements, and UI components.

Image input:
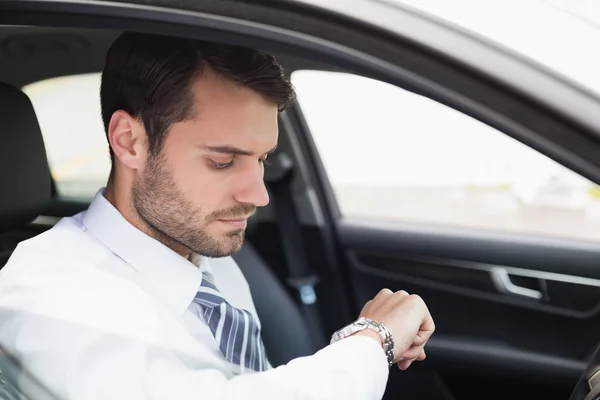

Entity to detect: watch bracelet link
[330,317,395,368]
[364,318,395,368]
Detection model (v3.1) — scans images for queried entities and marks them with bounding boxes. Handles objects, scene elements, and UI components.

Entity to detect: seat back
[0,82,51,233]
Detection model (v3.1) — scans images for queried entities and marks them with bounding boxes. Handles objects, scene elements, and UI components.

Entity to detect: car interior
[2,19,600,400]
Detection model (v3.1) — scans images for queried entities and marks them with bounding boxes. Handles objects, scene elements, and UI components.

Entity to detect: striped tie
[192,271,269,372]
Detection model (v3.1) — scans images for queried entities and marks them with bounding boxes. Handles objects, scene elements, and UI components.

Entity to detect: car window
[292,70,600,242]
[396,0,600,97]
[23,73,110,200]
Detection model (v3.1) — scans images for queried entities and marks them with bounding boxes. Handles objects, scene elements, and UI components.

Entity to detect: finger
[375,288,394,299]
[413,310,435,347]
[419,305,435,335]
[393,290,410,300]
[400,348,426,363]
[398,359,414,371]
[412,330,431,347]
[400,345,424,360]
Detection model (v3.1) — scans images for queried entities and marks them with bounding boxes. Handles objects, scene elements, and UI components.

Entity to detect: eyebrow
[204,145,278,157]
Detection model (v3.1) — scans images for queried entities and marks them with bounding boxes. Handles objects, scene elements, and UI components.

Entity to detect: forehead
[179,72,279,147]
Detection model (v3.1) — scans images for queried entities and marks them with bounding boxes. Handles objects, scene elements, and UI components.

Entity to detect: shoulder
[0,220,165,343]
[9,214,109,266]
[0,248,167,400]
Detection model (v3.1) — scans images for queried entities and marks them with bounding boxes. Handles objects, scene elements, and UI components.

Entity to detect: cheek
[169,153,233,210]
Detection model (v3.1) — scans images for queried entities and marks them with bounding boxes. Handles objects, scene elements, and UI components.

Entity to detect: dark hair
[100,32,296,164]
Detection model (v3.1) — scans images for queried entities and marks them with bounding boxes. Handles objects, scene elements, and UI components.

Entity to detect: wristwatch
[330,317,395,368]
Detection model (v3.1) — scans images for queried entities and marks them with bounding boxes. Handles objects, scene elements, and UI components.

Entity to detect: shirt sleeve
[0,263,389,400]
[147,335,389,400]
[2,310,389,400]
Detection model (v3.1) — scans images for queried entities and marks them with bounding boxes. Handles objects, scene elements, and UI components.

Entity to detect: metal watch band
[330,317,395,368]
[362,318,395,368]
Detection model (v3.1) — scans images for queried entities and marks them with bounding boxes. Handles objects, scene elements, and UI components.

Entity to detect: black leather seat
[0,82,320,366]
[0,82,52,266]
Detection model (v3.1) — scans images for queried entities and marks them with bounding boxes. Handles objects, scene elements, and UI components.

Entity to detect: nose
[234,163,270,208]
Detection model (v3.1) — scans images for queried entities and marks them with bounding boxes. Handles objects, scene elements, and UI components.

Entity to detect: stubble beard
[131,153,253,258]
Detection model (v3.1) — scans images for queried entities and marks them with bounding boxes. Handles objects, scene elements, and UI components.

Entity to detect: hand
[354,289,435,370]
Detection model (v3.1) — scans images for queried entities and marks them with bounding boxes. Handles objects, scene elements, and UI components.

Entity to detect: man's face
[132,72,278,258]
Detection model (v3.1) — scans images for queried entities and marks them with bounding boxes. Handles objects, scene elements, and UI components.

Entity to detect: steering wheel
[571,344,600,400]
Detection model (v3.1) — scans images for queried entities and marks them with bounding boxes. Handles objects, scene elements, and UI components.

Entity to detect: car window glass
[292,70,600,242]
[396,0,600,97]
[23,73,110,200]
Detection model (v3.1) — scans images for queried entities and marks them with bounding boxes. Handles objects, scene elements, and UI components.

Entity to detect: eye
[210,159,235,170]
[260,157,271,166]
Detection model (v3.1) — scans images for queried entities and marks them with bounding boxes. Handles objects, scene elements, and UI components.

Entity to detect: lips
[217,219,248,229]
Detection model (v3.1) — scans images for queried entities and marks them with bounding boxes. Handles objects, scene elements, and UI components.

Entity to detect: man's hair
[100,32,296,164]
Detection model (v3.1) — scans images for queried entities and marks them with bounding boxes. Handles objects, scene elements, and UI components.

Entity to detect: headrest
[0,82,51,232]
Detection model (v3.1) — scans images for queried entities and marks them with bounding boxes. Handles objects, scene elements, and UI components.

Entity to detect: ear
[107,110,147,171]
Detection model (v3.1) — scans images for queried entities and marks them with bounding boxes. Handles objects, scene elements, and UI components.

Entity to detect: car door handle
[490,267,543,300]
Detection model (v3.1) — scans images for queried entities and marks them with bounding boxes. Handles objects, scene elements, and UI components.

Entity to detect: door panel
[337,218,600,398]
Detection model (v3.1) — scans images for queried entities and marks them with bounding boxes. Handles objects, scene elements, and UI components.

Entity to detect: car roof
[0,26,336,88]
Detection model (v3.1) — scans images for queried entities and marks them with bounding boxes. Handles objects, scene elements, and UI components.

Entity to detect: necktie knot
[194,271,226,308]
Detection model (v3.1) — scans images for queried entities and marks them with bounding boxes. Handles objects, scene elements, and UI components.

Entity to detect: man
[0,33,434,400]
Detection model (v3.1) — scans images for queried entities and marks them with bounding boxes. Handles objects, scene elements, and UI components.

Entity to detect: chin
[211,232,245,257]
[225,233,245,252]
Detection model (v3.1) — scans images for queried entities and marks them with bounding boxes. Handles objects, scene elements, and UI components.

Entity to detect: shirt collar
[82,188,202,315]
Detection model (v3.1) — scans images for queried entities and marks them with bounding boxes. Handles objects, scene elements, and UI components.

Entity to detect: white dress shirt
[0,190,389,400]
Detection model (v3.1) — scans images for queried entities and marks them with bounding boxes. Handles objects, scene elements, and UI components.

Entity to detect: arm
[0,265,389,400]
[2,310,388,400]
